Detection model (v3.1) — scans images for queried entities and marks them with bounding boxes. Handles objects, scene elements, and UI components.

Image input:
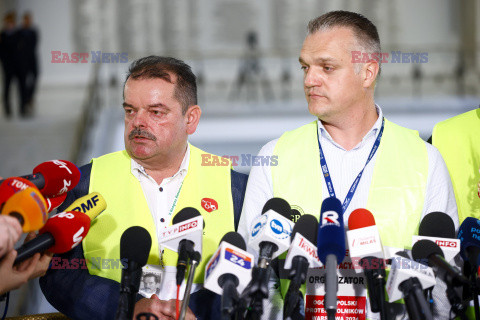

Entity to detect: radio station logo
[225,247,252,269]
[321,210,340,226]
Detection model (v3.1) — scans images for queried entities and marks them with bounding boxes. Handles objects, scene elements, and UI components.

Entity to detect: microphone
[115,226,152,320]
[172,207,203,286]
[240,198,293,319]
[412,212,460,262]
[1,186,48,232]
[457,217,480,319]
[0,177,38,210]
[457,217,480,274]
[317,197,345,320]
[14,210,91,264]
[412,239,468,287]
[386,253,435,320]
[204,232,254,318]
[283,214,319,320]
[347,208,386,315]
[45,193,67,213]
[248,197,294,268]
[0,160,81,197]
[64,192,107,221]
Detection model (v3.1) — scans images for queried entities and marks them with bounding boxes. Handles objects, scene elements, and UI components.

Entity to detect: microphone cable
[1,292,9,320]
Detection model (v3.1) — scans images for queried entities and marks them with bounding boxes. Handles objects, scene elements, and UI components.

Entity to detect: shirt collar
[131,143,190,182]
[317,104,383,150]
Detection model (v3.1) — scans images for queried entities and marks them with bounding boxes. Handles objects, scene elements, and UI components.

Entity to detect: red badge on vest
[201,198,218,212]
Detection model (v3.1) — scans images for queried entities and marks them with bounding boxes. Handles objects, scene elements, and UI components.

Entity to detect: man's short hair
[125,56,197,115]
[143,273,160,284]
[307,10,382,75]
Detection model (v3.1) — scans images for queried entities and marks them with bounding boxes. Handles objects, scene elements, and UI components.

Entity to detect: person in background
[0,12,21,119]
[17,12,39,117]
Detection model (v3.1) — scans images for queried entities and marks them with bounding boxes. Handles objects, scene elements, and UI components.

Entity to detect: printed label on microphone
[305,295,366,320]
[321,210,340,226]
[250,214,267,238]
[206,250,221,279]
[224,248,252,269]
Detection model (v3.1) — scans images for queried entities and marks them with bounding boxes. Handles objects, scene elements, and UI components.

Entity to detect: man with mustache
[41,56,248,320]
[238,11,458,319]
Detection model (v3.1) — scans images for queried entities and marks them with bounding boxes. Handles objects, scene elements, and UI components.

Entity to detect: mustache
[128,127,157,141]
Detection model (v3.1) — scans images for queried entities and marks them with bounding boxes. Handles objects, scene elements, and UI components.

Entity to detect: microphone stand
[467,262,480,320]
[399,277,433,320]
[178,251,201,320]
[238,265,271,320]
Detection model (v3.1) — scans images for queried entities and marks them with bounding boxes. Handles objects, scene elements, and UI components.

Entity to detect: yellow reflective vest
[83,145,235,284]
[271,119,429,304]
[432,108,480,223]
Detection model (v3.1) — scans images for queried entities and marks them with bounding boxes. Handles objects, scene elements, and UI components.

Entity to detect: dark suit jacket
[40,163,248,320]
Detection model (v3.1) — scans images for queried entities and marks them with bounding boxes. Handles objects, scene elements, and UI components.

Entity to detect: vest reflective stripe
[83,145,235,284]
[433,108,480,223]
[271,119,428,301]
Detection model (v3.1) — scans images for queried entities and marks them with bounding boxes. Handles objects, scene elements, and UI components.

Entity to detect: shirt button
[160,218,165,223]
[159,187,163,192]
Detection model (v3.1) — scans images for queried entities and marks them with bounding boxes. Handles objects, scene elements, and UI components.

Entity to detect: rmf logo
[322,210,340,226]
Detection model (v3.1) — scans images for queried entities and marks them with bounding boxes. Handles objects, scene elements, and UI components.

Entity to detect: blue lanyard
[317,118,385,213]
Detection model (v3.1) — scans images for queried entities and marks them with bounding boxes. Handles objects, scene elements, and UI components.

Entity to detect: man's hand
[133,295,196,320]
[0,250,40,294]
[0,215,22,258]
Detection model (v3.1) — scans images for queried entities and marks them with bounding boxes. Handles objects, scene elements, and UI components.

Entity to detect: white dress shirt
[238,106,459,320]
[131,144,201,300]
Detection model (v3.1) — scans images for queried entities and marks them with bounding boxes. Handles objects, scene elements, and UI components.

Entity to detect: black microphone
[284,214,318,320]
[115,226,152,320]
[412,239,468,287]
[419,212,456,238]
[172,207,203,286]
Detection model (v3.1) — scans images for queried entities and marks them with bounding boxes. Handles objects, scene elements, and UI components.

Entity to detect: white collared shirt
[131,144,201,300]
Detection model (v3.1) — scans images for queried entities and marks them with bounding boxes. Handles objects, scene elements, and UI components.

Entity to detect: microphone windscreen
[317,197,345,264]
[412,239,445,266]
[220,231,246,250]
[65,192,107,221]
[457,217,480,262]
[33,160,81,197]
[1,187,48,232]
[120,226,152,266]
[0,177,37,210]
[172,207,201,225]
[39,211,91,253]
[261,197,291,219]
[348,208,376,230]
[45,193,67,213]
[418,212,455,238]
[292,214,318,244]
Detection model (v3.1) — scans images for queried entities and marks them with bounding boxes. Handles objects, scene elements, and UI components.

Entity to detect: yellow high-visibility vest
[83,145,235,283]
[433,108,480,223]
[271,119,428,308]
